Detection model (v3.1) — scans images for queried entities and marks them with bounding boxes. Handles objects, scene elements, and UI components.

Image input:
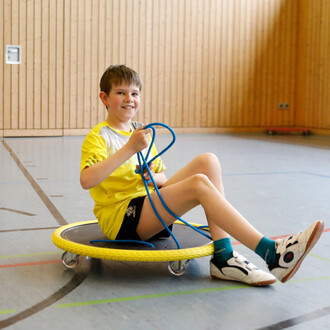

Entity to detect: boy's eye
[132,93,139,97]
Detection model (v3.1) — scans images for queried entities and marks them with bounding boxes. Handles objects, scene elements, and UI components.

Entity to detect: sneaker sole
[211,274,276,287]
[281,220,324,283]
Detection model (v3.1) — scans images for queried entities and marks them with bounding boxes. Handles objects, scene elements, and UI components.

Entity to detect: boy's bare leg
[160,153,230,240]
[137,168,263,248]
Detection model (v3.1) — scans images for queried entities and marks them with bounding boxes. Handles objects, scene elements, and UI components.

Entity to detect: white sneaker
[210,251,277,286]
[268,220,324,283]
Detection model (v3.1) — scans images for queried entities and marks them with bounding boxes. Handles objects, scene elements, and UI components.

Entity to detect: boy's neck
[106,117,132,132]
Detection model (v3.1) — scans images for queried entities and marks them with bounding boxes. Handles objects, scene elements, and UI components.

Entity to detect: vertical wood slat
[0,0,3,135]
[1,0,330,136]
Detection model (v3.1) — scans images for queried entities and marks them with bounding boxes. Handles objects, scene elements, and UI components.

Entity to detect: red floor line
[0,259,61,268]
[1,228,328,268]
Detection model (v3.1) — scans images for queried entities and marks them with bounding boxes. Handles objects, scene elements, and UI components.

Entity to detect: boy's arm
[153,171,167,188]
[137,162,167,188]
[80,126,152,189]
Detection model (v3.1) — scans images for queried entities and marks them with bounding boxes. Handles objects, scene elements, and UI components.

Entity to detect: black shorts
[115,195,173,241]
[116,196,145,241]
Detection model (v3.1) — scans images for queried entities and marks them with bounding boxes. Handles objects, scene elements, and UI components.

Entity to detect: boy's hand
[136,162,155,184]
[128,126,152,153]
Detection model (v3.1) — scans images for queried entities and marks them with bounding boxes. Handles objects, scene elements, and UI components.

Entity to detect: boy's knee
[190,173,212,191]
[196,153,221,171]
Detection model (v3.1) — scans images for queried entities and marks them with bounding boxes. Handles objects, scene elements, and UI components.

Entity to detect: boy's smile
[100,83,141,131]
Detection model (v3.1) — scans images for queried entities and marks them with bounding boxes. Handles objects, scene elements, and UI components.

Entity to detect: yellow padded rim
[52,220,214,262]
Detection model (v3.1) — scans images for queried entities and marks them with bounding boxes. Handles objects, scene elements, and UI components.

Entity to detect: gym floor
[1,131,329,329]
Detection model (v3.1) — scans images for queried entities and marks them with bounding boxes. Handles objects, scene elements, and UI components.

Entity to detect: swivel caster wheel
[168,260,189,276]
[62,251,79,269]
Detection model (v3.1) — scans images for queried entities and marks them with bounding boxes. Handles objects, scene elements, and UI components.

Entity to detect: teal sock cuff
[213,237,233,262]
[255,236,276,264]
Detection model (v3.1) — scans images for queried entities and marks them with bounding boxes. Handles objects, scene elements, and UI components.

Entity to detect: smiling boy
[80,65,324,286]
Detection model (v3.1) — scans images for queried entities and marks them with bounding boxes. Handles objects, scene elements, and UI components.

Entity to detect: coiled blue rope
[136,122,212,249]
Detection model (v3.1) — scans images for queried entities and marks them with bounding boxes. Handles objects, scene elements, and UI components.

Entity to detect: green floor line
[56,284,249,308]
[56,275,330,309]
[0,309,16,316]
[309,253,330,263]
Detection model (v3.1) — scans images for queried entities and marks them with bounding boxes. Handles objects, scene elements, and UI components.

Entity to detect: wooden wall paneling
[26,0,34,129]
[135,0,144,124]
[135,0,142,123]
[237,0,246,127]
[218,0,227,127]
[203,0,212,128]
[159,0,166,125]
[200,0,208,127]
[141,0,152,125]
[325,0,330,128]
[63,0,70,129]
[76,0,84,129]
[256,0,266,127]
[18,0,26,129]
[253,0,262,127]
[83,0,91,128]
[183,0,193,128]
[202,0,210,128]
[11,0,19,129]
[208,0,218,127]
[97,0,106,124]
[316,0,324,128]
[1,0,329,136]
[33,0,41,130]
[194,0,203,128]
[118,0,126,63]
[69,0,77,129]
[92,0,101,126]
[319,0,330,128]
[150,1,159,124]
[225,0,234,127]
[0,0,3,134]
[49,0,57,129]
[230,0,239,127]
[111,0,119,65]
[314,0,321,127]
[306,1,316,127]
[243,1,254,127]
[56,0,64,130]
[41,0,49,129]
[163,0,171,126]
[169,0,184,128]
[125,0,135,67]
[272,0,280,126]
[3,0,11,130]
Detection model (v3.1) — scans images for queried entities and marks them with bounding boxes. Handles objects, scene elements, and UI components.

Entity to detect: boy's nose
[125,94,133,102]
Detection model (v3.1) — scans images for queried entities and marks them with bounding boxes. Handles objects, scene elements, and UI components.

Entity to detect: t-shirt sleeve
[81,131,108,172]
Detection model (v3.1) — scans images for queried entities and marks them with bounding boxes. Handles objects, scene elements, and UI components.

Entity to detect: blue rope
[136,122,212,249]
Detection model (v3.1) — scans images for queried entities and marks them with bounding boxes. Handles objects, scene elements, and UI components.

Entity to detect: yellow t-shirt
[81,121,166,239]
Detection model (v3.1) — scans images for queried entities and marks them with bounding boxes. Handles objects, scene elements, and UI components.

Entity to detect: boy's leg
[137,173,276,286]
[161,153,229,241]
[137,153,323,285]
[137,172,263,249]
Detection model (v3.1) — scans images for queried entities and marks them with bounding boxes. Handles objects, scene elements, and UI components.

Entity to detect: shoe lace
[234,254,257,271]
[277,231,302,255]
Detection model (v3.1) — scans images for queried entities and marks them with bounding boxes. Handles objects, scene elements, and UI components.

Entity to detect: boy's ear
[99,91,109,108]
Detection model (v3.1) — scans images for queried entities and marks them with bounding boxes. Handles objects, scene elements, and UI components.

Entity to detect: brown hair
[99,65,142,95]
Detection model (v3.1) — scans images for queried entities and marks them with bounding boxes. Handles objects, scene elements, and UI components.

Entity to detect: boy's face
[101,83,141,127]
